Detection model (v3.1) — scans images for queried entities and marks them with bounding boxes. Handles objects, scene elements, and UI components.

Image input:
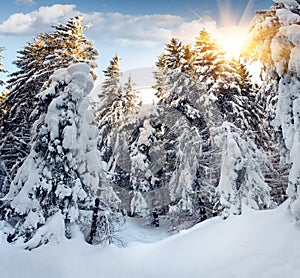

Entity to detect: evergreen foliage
[212,123,274,218]
[0,16,98,197]
[243,1,300,219]
[0,64,110,249]
[1,0,300,248]
[154,37,213,226]
[95,55,123,162]
[0,46,7,87]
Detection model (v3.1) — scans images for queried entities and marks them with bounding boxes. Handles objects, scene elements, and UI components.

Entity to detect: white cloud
[16,0,34,5]
[85,12,183,43]
[0,4,218,48]
[0,4,78,35]
[173,16,217,42]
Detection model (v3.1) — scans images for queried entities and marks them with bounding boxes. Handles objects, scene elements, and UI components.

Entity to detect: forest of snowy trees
[0,0,299,249]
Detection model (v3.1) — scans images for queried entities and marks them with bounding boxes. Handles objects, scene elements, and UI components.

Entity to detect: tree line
[0,0,299,249]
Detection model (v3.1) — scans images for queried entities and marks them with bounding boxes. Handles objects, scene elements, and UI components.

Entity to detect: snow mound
[1,204,300,278]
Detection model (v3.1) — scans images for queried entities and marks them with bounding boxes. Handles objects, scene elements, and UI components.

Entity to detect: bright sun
[216,25,248,59]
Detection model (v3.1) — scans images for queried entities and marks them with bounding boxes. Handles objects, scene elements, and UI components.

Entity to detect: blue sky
[0,0,274,86]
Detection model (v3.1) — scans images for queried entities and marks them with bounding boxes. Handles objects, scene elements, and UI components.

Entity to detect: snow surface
[1,203,300,278]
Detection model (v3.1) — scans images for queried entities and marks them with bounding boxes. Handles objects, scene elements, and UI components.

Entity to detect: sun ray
[214,0,253,58]
[239,0,255,27]
[184,5,202,19]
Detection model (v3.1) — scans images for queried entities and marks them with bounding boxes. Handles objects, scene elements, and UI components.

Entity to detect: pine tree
[194,30,228,87]
[154,38,195,100]
[123,75,142,117]
[0,46,7,87]
[243,2,300,218]
[0,47,8,117]
[105,74,142,179]
[0,16,98,196]
[212,122,274,218]
[0,64,111,249]
[129,118,158,216]
[271,2,300,220]
[95,55,123,163]
[154,37,213,226]
[47,16,99,80]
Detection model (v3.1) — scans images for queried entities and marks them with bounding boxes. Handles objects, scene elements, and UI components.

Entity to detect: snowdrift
[1,203,299,278]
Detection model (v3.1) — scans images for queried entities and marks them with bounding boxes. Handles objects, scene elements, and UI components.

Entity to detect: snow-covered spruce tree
[154,38,195,100]
[129,117,159,217]
[241,2,282,134]
[194,30,265,138]
[194,30,227,88]
[194,30,276,213]
[107,101,164,220]
[105,75,142,186]
[0,16,98,196]
[95,55,123,163]
[0,64,114,249]
[0,46,6,87]
[212,122,274,218]
[194,30,233,127]
[0,46,8,117]
[269,0,300,219]
[166,119,208,225]
[241,4,290,205]
[154,38,213,226]
[95,56,142,177]
[243,1,300,215]
[0,89,9,117]
[46,15,98,81]
[95,56,146,215]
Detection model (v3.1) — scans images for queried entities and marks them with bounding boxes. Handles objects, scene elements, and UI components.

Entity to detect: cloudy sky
[0,0,274,84]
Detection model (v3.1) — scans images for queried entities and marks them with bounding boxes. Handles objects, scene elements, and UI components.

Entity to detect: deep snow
[1,202,299,278]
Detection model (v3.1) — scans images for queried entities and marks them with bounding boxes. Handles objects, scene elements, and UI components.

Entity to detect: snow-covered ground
[1,202,299,278]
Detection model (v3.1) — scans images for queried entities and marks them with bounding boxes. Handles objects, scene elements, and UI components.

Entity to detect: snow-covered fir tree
[95,55,151,217]
[0,64,115,249]
[105,75,142,186]
[212,122,274,218]
[0,16,98,197]
[47,16,98,81]
[0,47,8,117]
[193,30,278,215]
[95,55,123,163]
[0,89,9,117]
[95,56,142,174]
[0,46,6,87]
[194,30,227,87]
[241,4,290,204]
[154,37,213,226]
[270,0,300,219]
[154,38,195,100]
[129,118,158,216]
[119,102,167,222]
[194,30,266,137]
[243,0,300,219]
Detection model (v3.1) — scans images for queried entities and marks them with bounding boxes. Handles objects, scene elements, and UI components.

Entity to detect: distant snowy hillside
[91,67,157,104]
[1,203,299,278]
[122,67,156,88]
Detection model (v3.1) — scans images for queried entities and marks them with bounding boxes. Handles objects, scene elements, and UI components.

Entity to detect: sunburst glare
[214,0,254,58]
[216,25,248,58]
